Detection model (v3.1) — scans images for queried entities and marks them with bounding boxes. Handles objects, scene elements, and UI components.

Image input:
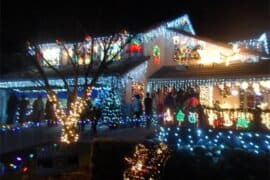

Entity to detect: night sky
[1,0,269,54]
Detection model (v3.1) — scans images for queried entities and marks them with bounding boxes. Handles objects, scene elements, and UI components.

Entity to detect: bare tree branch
[61,43,80,93]
[35,45,71,93]
[84,38,95,89]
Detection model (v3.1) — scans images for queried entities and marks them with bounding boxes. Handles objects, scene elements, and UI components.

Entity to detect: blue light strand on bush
[157,126,270,155]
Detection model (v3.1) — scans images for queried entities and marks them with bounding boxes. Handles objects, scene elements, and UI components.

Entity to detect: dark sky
[1,0,269,54]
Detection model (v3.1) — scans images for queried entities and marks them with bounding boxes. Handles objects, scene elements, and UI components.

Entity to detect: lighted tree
[26,31,134,143]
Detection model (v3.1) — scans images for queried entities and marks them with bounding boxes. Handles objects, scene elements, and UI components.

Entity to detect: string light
[123,143,170,180]
[261,112,270,130]
[157,126,270,155]
[47,87,92,144]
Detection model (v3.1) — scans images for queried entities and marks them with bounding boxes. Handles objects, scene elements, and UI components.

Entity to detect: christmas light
[261,112,270,130]
[188,112,198,123]
[236,116,250,128]
[152,45,161,64]
[123,143,170,180]
[157,126,270,155]
[230,32,269,55]
[22,167,28,173]
[164,109,173,123]
[176,110,185,122]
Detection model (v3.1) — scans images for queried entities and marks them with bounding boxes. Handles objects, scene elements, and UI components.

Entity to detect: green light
[152,45,160,56]
[176,110,185,122]
[236,117,249,128]
[29,154,34,159]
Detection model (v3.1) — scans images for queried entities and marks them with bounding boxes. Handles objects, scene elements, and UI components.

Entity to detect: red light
[22,167,28,173]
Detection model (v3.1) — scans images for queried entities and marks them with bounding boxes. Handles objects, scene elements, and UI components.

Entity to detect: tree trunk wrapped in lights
[26,31,134,143]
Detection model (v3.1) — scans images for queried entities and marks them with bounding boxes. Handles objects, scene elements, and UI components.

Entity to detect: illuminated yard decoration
[204,108,254,129]
[164,109,173,124]
[207,110,218,126]
[261,112,270,130]
[123,143,170,180]
[176,110,185,122]
[223,112,233,127]
[236,116,250,128]
[188,112,198,123]
[172,43,201,64]
[26,32,133,143]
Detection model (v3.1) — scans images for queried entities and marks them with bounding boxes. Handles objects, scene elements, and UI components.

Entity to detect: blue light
[208,129,213,133]
[188,135,192,139]
[197,129,202,136]
[249,142,254,146]
[255,133,260,137]
[247,133,252,137]
[205,136,209,139]
[220,144,225,149]
[188,128,191,132]
[216,150,221,155]
[265,140,269,145]
[254,150,259,154]
[229,130,233,134]
[218,132,223,136]
[227,136,231,139]
[160,127,164,132]
[174,133,178,137]
[29,154,34,159]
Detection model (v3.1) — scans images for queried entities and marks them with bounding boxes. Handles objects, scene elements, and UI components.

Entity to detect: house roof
[0,56,149,81]
[149,60,270,80]
[168,28,262,56]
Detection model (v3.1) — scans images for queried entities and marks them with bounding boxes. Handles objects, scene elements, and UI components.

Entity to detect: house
[0,14,269,129]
